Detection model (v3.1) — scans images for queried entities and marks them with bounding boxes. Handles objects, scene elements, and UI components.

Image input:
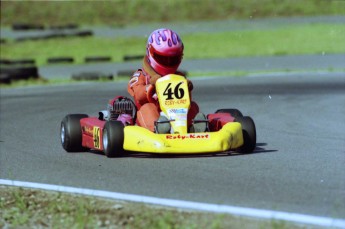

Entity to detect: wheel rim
[103,129,108,150]
[61,125,65,144]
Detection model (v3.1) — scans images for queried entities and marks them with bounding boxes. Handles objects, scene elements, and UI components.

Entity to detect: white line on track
[1,179,344,228]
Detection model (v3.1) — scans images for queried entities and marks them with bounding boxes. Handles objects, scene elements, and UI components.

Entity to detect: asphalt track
[1,59,345,222]
[38,54,345,80]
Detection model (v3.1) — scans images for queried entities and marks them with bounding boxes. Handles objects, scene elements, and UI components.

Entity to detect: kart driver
[127,28,207,133]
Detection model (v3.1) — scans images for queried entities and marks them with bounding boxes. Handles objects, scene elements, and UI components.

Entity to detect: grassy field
[0,186,312,229]
[1,23,344,66]
[1,0,344,26]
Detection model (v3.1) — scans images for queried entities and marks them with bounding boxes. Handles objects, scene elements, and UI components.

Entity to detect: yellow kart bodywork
[122,74,244,154]
[123,122,244,154]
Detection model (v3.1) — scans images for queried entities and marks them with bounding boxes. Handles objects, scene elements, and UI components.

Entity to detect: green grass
[1,0,344,26]
[0,186,309,229]
[1,24,344,66]
[184,24,345,58]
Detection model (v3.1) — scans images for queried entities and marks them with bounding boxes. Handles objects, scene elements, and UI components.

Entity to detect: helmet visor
[152,52,182,67]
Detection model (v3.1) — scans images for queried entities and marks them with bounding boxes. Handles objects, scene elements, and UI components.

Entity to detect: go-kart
[60,74,256,157]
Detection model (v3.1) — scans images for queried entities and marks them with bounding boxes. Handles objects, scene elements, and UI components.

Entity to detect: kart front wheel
[216,108,243,118]
[61,114,88,152]
[235,116,256,153]
[103,121,125,158]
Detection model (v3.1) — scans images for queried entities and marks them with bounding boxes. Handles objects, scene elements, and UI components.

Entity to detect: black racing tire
[75,30,93,37]
[49,24,79,30]
[235,116,256,154]
[0,73,11,84]
[10,59,36,65]
[84,56,112,63]
[0,59,35,65]
[103,121,125,158]
[123,55,144,61]
[0,59,11,65]
[47,57,74,64]
[216,109,244,118]
[0,66,39,81]
[12,23,44,30]
[60,114,88,152]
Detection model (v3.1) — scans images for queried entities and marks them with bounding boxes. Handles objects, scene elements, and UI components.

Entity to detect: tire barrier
[74,30,93,37]
[49,24,79,30]
[123,55,144,62]
[0,59,12,65]
[12,23,79,31]
[47,57,75,64]
[0,65,39,84]
[12,23,45,31]
[84,56,112,63]
[14,30,94,42]
[1,56,114,65]
[0,73,11,84]
[71,72,114,81]
[0,59,36,65]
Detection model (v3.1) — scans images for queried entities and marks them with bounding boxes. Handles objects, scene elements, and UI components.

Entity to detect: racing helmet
[146,28,184,76]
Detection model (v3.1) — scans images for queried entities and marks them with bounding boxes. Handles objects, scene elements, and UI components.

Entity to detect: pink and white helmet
[146,28,184,76]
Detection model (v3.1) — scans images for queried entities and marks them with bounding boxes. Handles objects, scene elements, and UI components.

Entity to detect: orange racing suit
[127,58,199,132]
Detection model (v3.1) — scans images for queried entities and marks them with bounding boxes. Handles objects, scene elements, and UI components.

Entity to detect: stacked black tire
[0,59,40,84]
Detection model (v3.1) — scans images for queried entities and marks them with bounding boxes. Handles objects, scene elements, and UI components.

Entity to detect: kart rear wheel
[103,121,124,158]
[216,109,243,118]
[235,116,256,153]
[61,114,88,152]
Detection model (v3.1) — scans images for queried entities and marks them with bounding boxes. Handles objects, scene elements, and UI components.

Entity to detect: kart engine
[107,96,137,121]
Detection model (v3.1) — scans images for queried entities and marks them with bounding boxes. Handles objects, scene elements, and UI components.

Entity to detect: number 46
[163,82,185,100]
